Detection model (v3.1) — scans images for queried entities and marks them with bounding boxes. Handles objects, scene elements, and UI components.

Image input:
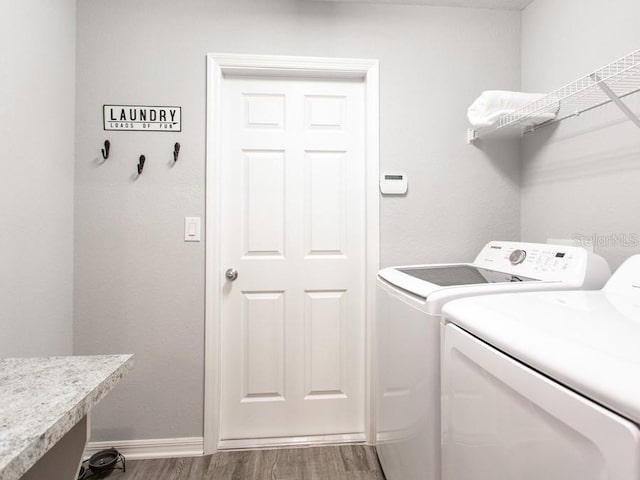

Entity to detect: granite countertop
[0,354,133,480]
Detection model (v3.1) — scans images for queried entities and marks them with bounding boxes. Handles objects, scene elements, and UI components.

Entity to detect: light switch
[184,217,201,242]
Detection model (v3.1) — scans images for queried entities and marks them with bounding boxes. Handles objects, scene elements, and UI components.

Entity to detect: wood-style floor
[109,445,386,480]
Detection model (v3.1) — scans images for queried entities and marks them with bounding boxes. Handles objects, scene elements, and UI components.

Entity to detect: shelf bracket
[591,74,640,128]
[466,128,477,144]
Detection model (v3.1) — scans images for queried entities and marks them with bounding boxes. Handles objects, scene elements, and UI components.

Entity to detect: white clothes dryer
[441,255,640,480]
[375,241,611,480]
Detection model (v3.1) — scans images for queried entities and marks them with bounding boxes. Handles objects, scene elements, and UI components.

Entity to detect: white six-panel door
[219,75,365,441]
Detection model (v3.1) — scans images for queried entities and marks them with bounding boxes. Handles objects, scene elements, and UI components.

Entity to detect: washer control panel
[473,241,590,281]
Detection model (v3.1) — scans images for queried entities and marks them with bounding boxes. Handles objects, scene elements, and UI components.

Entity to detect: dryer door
[442,324,640,480]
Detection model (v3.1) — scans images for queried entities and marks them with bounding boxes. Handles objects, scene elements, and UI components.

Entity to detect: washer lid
[397,265,536,286]
[443,289,640,424]
[378,263,538,298]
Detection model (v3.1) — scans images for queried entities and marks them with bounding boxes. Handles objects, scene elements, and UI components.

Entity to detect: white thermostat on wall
[380,172,408,195]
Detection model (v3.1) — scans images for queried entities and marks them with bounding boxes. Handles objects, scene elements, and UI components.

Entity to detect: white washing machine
[441,255,640,480]
[376,241,611,480]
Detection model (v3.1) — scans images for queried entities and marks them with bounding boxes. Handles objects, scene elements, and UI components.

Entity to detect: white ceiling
[311,0,533,11]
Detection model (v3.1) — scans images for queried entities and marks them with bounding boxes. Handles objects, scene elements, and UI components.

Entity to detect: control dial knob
[509,249,527,265]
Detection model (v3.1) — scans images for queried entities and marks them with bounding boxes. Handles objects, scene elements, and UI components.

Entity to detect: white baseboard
[84,437,204,461]
[217,433,367,451]
[84,433,365,460]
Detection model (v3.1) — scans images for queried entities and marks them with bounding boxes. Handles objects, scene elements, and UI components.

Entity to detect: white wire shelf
[467,48,640,144]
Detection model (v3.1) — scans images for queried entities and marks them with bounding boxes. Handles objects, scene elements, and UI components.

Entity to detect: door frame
[204,53,380,454]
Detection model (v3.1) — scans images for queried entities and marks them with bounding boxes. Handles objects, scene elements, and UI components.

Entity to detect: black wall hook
[137,155,146,175]
[173,142,180,162]
[101,140,110,160]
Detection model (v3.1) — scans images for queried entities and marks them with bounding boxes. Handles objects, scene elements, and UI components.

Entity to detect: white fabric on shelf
[467,90,558,128]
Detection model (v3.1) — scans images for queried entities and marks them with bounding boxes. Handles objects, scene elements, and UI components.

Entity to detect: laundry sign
[103,105,181,131]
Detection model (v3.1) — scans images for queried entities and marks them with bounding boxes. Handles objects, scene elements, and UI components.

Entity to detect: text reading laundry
[103,105,182,132]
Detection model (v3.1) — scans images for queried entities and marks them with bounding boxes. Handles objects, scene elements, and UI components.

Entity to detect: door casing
[204,53,380,454]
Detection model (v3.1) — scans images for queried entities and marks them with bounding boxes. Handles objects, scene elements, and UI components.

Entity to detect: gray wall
[521,0,640,270]
[74,0,521,441]
[0,0,76,357]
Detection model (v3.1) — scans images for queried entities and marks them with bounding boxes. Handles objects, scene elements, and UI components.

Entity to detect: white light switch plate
[184,217,201,242]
